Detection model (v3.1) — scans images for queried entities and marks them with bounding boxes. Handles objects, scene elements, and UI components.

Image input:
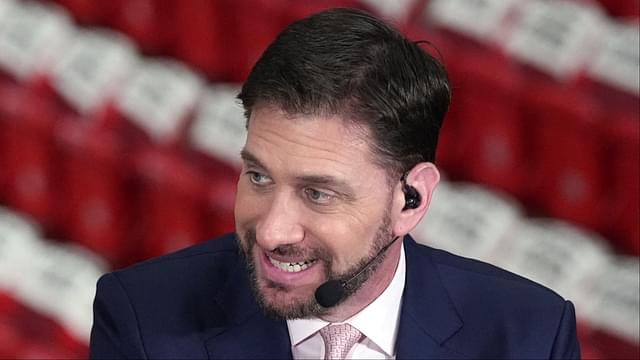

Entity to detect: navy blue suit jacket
[89,234,580,359]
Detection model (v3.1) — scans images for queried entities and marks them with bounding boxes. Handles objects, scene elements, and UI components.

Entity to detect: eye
[247,171,272,186]
[304,188,334,205]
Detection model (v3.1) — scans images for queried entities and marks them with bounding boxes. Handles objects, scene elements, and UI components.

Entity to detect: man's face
[234,105,397,319]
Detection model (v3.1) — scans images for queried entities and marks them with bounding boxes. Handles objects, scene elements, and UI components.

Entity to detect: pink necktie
[319,323,363,359]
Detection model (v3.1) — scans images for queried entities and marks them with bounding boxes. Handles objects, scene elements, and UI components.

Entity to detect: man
[90,8,580,359]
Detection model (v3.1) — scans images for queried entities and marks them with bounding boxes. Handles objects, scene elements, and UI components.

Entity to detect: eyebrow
[240,149,268,170]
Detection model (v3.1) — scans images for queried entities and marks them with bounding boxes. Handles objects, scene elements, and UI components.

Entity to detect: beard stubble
[237,209,393,320]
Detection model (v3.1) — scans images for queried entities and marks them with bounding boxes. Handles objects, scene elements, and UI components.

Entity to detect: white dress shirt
[287,244,406,359]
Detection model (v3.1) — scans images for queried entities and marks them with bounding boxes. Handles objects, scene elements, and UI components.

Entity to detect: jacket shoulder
[408,241,579,358]
[110,233,240,299]
[90,233,243,358]
[416,241,566,303]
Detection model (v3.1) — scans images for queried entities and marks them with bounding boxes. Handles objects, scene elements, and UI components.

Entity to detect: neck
[319,240,402,322]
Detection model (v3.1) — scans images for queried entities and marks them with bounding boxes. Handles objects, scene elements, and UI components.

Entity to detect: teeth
[268,257,315,273]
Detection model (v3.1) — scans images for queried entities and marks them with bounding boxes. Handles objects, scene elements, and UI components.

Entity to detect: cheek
[311,213,376,268]
[234,181,262,228]
[319,195,391,265]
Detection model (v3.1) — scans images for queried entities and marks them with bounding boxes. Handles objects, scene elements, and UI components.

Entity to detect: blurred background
[0,0,637,358]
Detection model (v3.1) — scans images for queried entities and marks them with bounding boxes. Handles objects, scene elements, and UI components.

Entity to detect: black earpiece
[401,173,421,210]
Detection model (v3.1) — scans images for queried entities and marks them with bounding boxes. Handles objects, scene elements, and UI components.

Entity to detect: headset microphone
[314,174,419,307]
[314,235,401,308]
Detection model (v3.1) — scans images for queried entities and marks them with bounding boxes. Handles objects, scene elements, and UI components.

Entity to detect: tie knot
[319,323,363,359]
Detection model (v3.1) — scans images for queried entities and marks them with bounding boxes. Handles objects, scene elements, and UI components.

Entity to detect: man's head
[234,8,450,320]
[238,7,450,178]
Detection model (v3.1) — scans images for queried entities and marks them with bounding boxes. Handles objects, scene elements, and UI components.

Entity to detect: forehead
[244,106,386,182]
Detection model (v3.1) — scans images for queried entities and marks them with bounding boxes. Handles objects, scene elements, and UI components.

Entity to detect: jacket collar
[395,235,465,359]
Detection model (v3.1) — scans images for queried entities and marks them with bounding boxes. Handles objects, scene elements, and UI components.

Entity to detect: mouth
[267,256,318,273]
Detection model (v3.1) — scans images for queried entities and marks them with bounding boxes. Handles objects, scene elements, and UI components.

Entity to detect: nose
[255,191,304,251]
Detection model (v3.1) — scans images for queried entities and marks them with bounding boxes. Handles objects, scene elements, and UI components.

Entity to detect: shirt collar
[287,243,407,356]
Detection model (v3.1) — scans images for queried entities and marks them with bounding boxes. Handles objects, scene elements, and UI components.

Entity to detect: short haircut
[238,8,451,179]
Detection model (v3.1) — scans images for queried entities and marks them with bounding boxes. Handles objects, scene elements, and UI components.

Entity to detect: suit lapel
[396,236,465,359]
[204,251,292,359]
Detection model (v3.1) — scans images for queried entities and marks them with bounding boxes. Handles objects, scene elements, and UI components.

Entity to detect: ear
[391,162,440,236]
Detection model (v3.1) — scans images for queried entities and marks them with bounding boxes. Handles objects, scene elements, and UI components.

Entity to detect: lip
[256,248,323,285]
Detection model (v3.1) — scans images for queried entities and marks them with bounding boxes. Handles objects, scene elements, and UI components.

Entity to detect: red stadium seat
[604,113,640,255]
[47,29,139,265]
[0,1,74,229]
[51,0,118,25]
[1,87,66,229]
[186,85,245,241]
[109,0,174,55]
[109,59,203,147]
[452,53,528,197]
[132,147,208,261]
[576,20,639,254]
[422,0,526,185]
[522,82,607,231]
[56,121,135,266]
[167,0,228,80]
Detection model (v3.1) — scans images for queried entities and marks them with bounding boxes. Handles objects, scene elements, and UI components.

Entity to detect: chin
[255,280,325,320]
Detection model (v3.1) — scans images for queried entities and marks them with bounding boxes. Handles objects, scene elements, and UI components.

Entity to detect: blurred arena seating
[0,0,637,358]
